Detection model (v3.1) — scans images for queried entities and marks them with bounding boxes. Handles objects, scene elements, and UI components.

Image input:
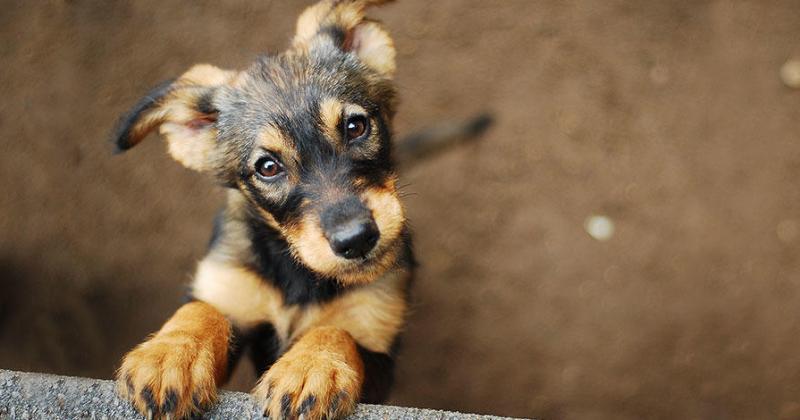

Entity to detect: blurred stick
[395,113,493,168]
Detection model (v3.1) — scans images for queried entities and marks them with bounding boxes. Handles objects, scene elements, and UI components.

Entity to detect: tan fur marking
[206,190,270,262]
[116,301,230,419]
[294,1,362,47]
[351,22,396,77]
[257,207,286,232]
[343,103,367,117]
[127,64,235,171]
[159,65,235,171]
[286,214,398,285]
[191,259,296,337]
[292,269,409,353]
[294,2,333,46]
[294,0,394,44]
[258,126,299,171]
[228,187,284,235]
[320,97,344,141]
[253,326,364,419]
[162,121,216,171]
[362,178,404,253]
[288,212,341,276]
[179,64,236,86]
[126,108,169,146]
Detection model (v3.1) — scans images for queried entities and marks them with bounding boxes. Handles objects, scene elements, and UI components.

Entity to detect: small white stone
[780,59,800,88]
[584,215,615,241]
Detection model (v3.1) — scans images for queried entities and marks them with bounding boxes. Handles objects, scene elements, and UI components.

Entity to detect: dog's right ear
[293,0,397,79]
[112,64,236,171]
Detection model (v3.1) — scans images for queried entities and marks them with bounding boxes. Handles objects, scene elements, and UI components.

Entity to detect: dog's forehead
[217,51,385,148]
[230,52,368,114]
[213,47,395,164]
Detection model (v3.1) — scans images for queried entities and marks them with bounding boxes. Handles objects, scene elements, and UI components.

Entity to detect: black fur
[357,345,395,403]
[319,26,348,48]
[225,324,247,382]
[248,322,282,377]
[397,228,417,279]
[245,210,352,305]
[111,78,175,153]
[240,180,304,226]
[196,91,217,115]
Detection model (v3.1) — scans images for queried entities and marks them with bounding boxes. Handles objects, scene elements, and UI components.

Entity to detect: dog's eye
[255,156,283,180]
[344,115,369,141]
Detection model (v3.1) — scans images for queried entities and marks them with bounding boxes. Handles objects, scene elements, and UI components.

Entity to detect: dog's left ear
[112,64,236,171]
[293,0,397,78]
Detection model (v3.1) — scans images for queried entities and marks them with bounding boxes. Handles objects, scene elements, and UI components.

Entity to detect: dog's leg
[254,268,410,414]
[356,345,395,403]
[253,326,365,420]
[248,322,282,378]
[116,301,231,419]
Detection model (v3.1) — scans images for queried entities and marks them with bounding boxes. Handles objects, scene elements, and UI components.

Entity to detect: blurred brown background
[2,1,800,419]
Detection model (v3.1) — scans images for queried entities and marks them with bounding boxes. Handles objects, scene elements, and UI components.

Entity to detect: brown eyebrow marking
[259,125,299,169]
[342,103,367,117]
[319,97,343,142]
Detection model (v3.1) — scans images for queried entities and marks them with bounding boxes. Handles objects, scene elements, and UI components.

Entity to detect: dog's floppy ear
[112,64,236,171]
[293,0,397,78]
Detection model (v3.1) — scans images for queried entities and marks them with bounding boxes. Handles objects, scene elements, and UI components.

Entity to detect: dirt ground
[2,1,800,418]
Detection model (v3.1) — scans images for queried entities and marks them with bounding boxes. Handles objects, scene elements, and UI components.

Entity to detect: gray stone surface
[0,369,519,419]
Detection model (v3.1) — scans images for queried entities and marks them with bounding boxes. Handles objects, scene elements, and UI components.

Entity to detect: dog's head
[113,0,405,285]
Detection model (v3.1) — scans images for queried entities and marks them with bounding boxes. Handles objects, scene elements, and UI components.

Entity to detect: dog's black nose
[329,219,380,259]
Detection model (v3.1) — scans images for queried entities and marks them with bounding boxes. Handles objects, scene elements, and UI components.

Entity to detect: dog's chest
[191,258,408,354]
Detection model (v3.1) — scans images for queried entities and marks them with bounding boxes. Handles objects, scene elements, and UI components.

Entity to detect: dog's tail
[395,113,493,168]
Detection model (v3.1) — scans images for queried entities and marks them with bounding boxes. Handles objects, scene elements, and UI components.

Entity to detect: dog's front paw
[253,327,364,420]
[117,331,220,419]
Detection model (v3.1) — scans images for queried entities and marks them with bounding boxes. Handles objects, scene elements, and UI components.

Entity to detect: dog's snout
[321,197,380,259]
[329,218,379,259]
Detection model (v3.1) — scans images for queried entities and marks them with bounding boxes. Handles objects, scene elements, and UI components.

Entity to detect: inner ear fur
[293,0,397,78]
[112,64,236,171]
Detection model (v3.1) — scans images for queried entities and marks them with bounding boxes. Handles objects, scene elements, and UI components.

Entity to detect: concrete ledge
[0,369,516,419]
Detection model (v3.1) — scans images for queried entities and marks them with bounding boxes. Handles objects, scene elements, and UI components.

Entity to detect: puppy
[113,1,411,419]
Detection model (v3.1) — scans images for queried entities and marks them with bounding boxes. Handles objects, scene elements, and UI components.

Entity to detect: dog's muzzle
[321,196,380,260]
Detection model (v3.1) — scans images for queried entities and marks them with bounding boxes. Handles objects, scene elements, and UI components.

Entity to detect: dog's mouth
[326,235,402,282]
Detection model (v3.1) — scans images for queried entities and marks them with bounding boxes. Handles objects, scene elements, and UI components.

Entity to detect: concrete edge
[0,369,520,419]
